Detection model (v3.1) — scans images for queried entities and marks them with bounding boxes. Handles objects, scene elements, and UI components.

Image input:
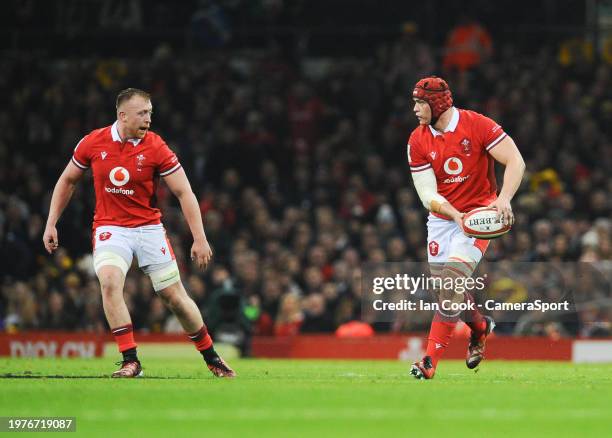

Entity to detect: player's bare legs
[411,266,463,380]
[97,265,142,378]
[158,281,203,332]
[412,258,491,379]
[444,257,495,369]
[97,265,130,327]
[158,281,236,377]
[438,270,465,307]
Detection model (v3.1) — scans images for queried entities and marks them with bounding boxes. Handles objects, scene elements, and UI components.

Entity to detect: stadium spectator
[0,24,609,344]
[443,15,493,73]
[275,293,303,336]
[300,293,335,333]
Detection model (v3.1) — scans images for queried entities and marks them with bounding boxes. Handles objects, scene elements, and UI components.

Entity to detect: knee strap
[93,250,130,276]
[148,260,180,292]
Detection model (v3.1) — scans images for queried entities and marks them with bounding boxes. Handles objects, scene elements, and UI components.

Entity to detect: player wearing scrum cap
[43,88,235,378]
[407,77,525,379]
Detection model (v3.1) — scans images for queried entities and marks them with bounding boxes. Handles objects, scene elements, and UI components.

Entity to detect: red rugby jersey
[407,108,507,218]
[71,122,181,228]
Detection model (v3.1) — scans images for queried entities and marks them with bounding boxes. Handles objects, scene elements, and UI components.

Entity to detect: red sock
[425,311,457,368]
[188,325,213,351]
[112,324,137,353]
[462,292,487,334]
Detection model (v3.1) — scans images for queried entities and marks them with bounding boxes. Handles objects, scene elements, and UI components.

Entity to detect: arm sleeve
[157,141,182,177]
[411,167,448,211]
[71,136,91,169]
[475,113,507,153]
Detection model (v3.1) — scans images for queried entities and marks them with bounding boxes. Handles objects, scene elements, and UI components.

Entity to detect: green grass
[1,358,611,437]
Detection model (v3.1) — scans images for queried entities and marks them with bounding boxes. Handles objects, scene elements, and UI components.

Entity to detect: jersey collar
[111,121,142,146]
[428,107,459,137]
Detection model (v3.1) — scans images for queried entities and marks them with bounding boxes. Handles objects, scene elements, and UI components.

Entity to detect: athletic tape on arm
[411,167,448,212]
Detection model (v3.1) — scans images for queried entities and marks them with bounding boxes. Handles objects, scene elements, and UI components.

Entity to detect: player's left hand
[191,239,213,270]
[488,196,514,226]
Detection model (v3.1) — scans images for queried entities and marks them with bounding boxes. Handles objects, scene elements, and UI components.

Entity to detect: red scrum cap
[413,76,453,122]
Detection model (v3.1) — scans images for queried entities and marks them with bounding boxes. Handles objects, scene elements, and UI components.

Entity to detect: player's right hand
[191,239,213,270]
[487,196,514,226]
[453,212,468,236]
[43,225,59,254]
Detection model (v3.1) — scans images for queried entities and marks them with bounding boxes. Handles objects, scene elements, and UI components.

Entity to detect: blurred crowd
[1,26,611,339]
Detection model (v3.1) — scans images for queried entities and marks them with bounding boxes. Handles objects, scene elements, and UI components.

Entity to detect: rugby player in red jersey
[407,77,525,379]
[43,88,235,378]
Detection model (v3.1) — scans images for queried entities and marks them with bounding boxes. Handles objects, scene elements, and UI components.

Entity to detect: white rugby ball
[462,207,511,239]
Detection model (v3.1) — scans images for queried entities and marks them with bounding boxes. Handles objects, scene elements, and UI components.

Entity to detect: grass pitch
[1,358,611,437]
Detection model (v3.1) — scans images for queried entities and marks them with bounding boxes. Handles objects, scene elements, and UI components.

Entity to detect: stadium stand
[1,1,610,345]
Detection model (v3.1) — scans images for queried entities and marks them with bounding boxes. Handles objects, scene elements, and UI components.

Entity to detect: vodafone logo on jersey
[443,157,463,175]
[109,167,130,186]
[442,157,469,183]
[106,166,134,195]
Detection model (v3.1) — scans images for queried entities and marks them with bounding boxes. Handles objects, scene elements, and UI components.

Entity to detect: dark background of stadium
[1,0,610,345]
[1,0,589,56]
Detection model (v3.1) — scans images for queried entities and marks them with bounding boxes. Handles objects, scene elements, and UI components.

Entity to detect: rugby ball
[462,207,511,239]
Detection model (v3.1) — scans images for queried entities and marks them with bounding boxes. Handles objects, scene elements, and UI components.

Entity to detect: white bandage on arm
[93,251,130,276]
[411,167,448,213]
[148,260,180,292]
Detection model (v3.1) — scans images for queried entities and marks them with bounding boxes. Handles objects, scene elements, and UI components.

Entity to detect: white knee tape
[94,251,130,276]
[450,245,483,266]
[149,261,180,292]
